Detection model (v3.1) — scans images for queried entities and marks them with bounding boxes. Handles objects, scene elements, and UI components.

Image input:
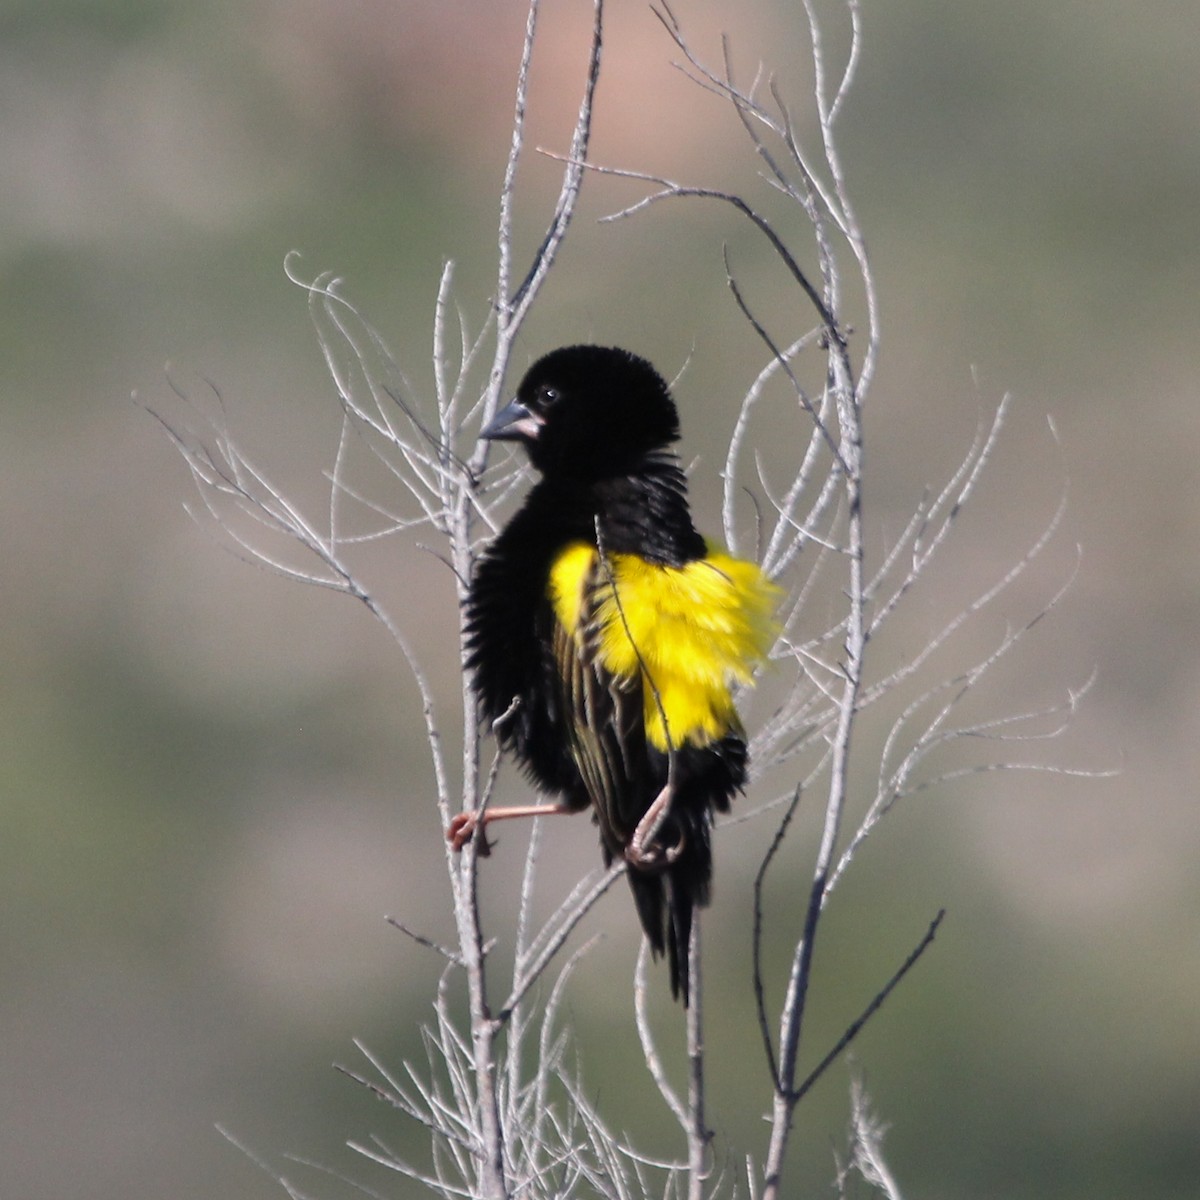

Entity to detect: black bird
[451,345,777,1002]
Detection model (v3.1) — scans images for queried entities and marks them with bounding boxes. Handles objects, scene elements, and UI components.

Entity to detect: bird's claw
[447,812,493,856]
[625,829,685,872]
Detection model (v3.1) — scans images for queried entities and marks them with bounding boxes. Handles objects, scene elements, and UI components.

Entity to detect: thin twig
[792,910,945,1104]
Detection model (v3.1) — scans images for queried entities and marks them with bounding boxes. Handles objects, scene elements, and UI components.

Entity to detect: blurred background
[2,1,1196,1197]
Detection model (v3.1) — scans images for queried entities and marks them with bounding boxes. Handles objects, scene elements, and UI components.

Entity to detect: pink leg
[447,803,574,852]
[625,783,684,869]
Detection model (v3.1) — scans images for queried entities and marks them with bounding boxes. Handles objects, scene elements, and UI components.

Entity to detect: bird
[449,345,779,1003]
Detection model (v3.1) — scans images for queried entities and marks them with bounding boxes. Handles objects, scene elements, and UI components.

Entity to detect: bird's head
[481,345,681,479]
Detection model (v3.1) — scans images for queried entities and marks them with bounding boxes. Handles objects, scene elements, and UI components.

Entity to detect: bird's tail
[626,814,713,1005]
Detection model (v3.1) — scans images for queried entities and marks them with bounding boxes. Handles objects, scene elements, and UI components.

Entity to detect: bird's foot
[446,812,493,856]
[625,828,685,872]
[625,782,684,871]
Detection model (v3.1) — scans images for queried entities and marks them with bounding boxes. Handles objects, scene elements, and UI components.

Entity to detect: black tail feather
[625,811,713,1006]
[627,869,667,960]
[665,868,695,1005]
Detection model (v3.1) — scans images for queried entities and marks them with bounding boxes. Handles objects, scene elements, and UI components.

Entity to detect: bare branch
[634,941,687,1129]
[791,911,945,1105]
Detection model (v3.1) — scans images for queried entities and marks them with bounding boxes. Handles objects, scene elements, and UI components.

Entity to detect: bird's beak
[480,399,543,443]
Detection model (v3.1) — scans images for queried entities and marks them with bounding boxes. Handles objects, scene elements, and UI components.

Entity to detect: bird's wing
[551,555,654,857]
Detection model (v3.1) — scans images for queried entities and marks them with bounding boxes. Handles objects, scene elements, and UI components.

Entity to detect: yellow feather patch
[547,542,597,636]
[548,541,780,751]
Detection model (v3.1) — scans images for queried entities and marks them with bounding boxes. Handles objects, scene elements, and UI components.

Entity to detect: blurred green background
[3,1,1196,1197]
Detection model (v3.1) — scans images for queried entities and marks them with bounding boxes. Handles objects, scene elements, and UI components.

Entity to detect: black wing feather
[551,556,654,862]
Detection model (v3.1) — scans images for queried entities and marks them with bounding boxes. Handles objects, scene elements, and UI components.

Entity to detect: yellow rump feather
[548,541,780,751]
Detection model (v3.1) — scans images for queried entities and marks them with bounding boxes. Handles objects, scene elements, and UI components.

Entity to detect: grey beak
[480,399,543,442]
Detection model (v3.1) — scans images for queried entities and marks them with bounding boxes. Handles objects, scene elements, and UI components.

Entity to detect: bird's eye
[538,385,560,408]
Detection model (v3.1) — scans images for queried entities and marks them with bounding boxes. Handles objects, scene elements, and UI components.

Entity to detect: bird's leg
[447,803,574,853]
[625,782,685,870]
